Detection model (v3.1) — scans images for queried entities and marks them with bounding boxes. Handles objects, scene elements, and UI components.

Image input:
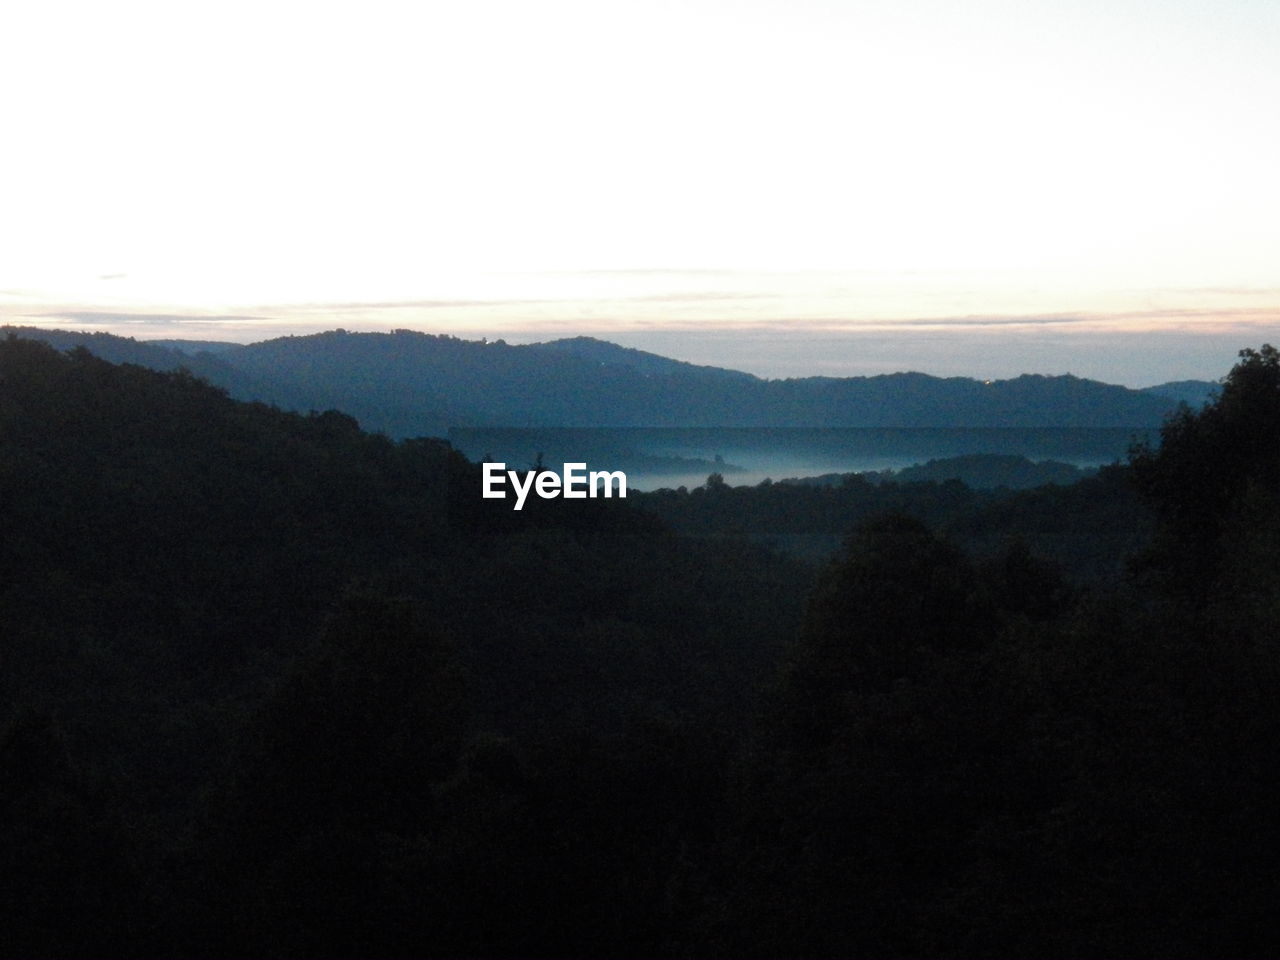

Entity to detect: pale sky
[3,0,1278,385]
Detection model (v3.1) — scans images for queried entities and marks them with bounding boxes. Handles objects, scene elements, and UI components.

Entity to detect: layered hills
[4,326,1214,435]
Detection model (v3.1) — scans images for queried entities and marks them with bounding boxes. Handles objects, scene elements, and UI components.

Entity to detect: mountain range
[3,326,1217,436]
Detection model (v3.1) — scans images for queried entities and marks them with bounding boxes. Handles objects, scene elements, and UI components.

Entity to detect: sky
[2,0,1278,385]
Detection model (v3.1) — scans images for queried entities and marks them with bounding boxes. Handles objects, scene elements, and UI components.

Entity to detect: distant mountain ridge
[3,326,1206,436]
[528,335,758,382]
[1140,379,1220,409]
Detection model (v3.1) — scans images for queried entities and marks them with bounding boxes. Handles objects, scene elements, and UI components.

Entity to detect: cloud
[1182,287,1280,297]
[289,298,559,311]
[278,290,771,311]
[42,311,264,325]
[822,313,1130,331]
[587,307,1280,334]
[553,268,746,277]
[618,291,774,304]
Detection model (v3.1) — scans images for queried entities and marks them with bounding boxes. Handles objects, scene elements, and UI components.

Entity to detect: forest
[3,333,1280,957]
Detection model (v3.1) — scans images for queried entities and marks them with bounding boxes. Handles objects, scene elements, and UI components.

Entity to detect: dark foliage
[1130,344,1280,598]
[636,461,1150,581]
[4,333,1280,957]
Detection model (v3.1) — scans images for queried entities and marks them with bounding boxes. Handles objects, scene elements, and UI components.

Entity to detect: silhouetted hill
[148,338,244,355]
[891,453,1087,487]
[786,454,1088,490]
[528,335,759,382]
[1,325,273,404]
[8,326,1183,434]
[1141,379,1219,409]
[2,325,211,370]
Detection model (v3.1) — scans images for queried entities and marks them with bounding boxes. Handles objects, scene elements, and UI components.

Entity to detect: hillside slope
[7,326,1187,433]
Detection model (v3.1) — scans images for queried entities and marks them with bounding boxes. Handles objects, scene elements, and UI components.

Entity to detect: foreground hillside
[3,333,1280,957]
[5,325,1198,434]
[0,335,806,955]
